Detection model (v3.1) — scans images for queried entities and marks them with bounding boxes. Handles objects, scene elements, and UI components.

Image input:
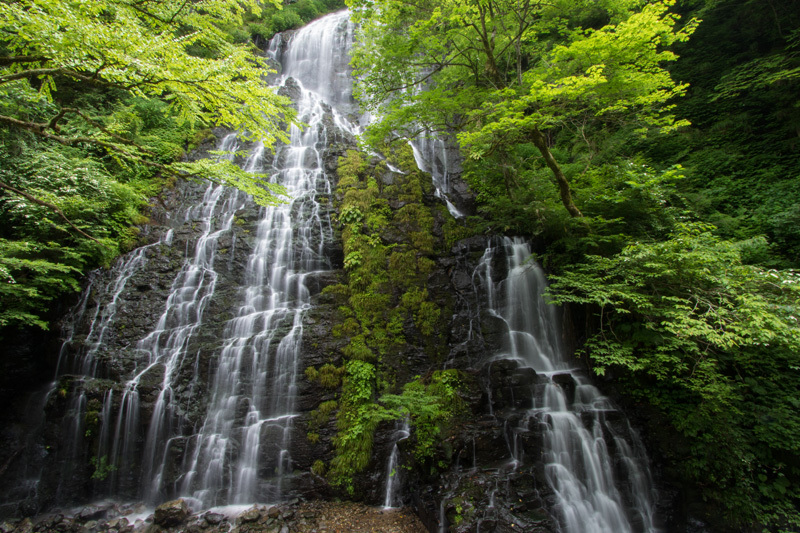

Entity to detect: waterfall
[178,13,348,504]
[109,143,245,501]
[0,11,668,529]
[8,11,352,513]
[477,237,659,533]
[46,233,172,504]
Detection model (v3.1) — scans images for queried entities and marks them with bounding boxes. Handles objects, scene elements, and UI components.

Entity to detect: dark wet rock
[202,513,225,526]
[552,373,576,404]
[153,499,189,528]
[11,519,32,533]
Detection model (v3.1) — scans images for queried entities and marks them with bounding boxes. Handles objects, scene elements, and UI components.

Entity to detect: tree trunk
[530,127,583,218]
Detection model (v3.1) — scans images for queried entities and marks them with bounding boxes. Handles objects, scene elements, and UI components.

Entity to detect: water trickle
[409,134,464,218]
[383,419,410,509]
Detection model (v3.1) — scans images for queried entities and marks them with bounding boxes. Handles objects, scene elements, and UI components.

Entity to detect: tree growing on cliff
[349,0,696,218]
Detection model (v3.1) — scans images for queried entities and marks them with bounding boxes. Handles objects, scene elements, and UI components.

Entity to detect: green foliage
[0,240,83,329]
[306,364,344,388]
[311,459,327,476]
[643,0,800,265]
[349,0,695,217]
[89,455,117,481]
[0,0,301,333]
[347,0,800,528]
[325,147,454,491]
[459,0,696,150]
[0,0,294,193]
[244,0,346,39]
[0,134,148,329]
[380,370,465,462]
[548,223,800,528]
[329,359,390,492]
[400,288,440,337]
[318,364,344,389]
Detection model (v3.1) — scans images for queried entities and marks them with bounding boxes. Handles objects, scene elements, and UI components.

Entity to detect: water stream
[409,133,464,218]
[382,418,410,509]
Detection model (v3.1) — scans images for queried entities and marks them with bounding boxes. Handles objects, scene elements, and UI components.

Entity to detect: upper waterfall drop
[282,10,356,111]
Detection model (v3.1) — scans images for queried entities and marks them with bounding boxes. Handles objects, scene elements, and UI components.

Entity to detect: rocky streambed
[0,499,428,533]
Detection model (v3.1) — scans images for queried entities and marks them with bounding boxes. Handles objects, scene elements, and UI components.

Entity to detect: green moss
[324,145,457,492]
[317,365,343,389]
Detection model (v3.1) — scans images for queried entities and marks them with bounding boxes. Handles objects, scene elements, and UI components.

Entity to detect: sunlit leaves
[0,0,294,185]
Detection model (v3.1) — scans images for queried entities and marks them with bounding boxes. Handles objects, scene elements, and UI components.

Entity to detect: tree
[349,0,696,217]
[0,0,294,208]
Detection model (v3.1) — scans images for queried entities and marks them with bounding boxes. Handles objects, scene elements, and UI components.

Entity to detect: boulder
[153,499,190,528]
[236,506,262,524]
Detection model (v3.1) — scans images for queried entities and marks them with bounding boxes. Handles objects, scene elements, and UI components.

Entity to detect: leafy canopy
[0,0,297,331]
[349,0,695,217]
[0,0,294,206]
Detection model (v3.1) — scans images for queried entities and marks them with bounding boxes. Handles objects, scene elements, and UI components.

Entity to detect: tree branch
[0,55,48,67]
[529,127,583,218]
[0,112,155,155]
[0,181,101,243]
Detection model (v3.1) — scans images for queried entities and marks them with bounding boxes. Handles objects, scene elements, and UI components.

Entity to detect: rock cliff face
[0,11,666,533]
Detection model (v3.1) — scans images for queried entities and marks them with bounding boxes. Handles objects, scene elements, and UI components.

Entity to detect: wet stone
[77,505,109,522]
[153,498,190,527]
[237,507,262,524]
[13,519,33,533]
[203,512,225,525]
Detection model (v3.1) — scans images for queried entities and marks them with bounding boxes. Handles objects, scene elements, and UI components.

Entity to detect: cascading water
[178,13,349,504]
[410,133,464,218]
[106,134,245,503]
[8,11,352,514]
[47,232,173,504]
[475,237,659,533]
